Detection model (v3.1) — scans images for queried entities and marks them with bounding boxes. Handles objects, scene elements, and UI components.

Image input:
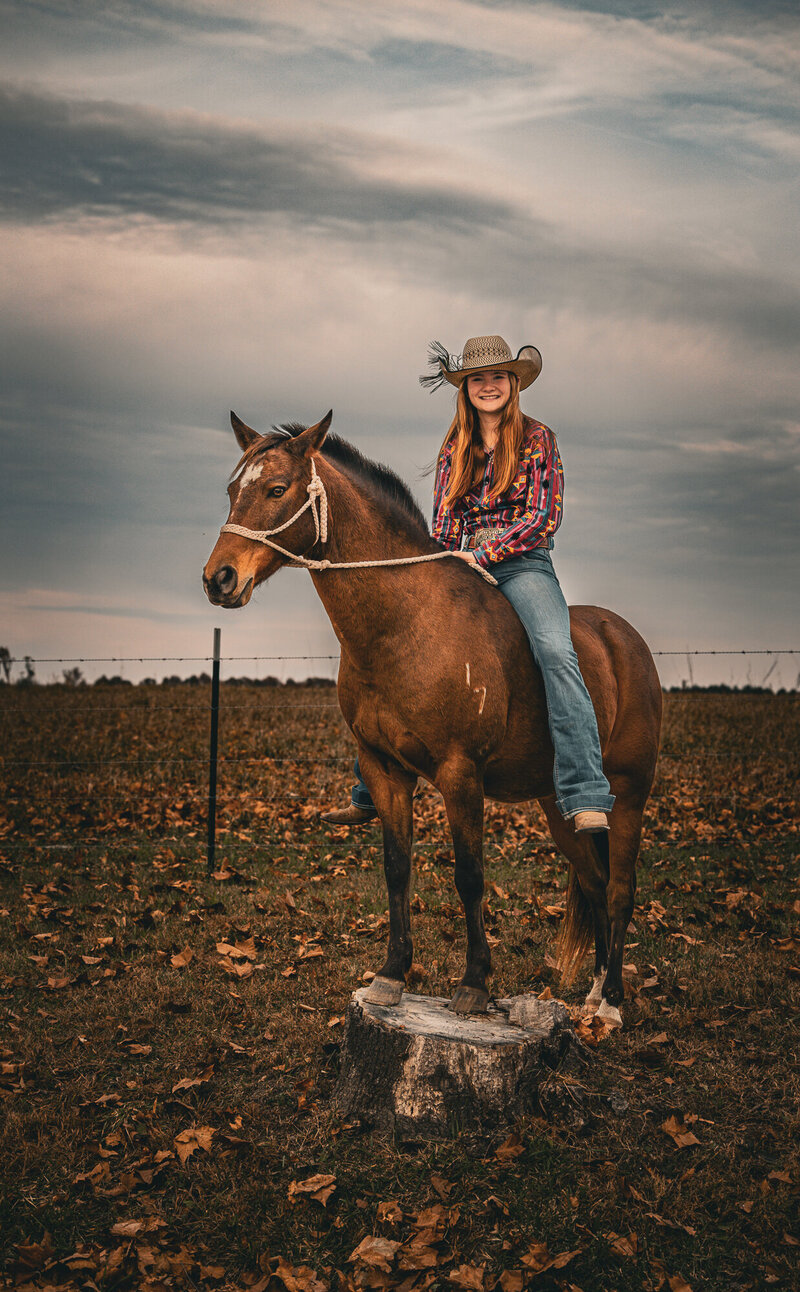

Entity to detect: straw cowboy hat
[420,335,542,392]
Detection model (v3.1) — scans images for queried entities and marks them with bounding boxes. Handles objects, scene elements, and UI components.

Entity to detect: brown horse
[203,411,662,1022]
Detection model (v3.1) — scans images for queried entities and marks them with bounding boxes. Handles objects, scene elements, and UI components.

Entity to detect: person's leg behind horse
[321,757,377,825]
[493,550,614,823]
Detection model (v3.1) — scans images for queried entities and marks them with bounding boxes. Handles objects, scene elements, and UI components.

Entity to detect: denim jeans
[350,757,374,809]
[491,549,614,818]
[350,549,614,819]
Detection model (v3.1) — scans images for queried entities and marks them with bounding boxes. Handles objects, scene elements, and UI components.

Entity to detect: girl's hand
[453,550,480,567]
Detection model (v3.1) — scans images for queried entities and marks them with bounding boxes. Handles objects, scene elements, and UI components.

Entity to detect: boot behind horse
[204,412,662,1022]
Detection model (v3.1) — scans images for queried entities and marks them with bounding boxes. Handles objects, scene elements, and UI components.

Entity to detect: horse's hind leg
[357,749,416,1007]
[439,765,491,1014]
[540,799,611,1002]
[598,792,644,1018]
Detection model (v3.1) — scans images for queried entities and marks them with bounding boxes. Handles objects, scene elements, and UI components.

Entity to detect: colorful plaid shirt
[432,417,564,570]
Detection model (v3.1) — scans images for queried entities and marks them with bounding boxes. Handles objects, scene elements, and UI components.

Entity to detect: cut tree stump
[333,987,582,1137]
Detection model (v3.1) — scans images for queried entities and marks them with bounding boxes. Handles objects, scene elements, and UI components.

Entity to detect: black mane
[274,422,430,539]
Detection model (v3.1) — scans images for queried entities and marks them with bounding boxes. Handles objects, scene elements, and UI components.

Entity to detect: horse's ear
[230,410,261,452]
[291,410,333,457]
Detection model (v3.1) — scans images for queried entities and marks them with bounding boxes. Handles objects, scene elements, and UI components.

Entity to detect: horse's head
[203,409,332,608]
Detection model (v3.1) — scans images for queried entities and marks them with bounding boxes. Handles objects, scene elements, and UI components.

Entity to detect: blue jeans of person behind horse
[348,549,614,819]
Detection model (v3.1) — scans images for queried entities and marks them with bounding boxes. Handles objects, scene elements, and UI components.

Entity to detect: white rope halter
[220,458,498,585]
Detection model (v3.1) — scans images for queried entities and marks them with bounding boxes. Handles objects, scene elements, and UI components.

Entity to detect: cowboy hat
[420,335,542,392]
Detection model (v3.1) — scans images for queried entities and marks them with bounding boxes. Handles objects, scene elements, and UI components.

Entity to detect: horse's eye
[270,486,286,497]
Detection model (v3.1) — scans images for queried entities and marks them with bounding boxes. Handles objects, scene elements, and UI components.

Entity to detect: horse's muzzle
[203,565,253,608]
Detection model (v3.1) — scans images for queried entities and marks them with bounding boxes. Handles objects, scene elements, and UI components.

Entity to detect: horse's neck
[309,458,433,664]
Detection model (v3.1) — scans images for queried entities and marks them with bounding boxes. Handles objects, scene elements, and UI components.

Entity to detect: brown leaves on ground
[520,1241,582,1274]
[2,687,799,1291]
[348,1235,401,1273]
[448,1264,486,1290]
[287,1173,337,1206]
[272,1255,330,1292]
[494,1132,525,1164]
[661,1114,701,1148]
[173,1125,215,1165]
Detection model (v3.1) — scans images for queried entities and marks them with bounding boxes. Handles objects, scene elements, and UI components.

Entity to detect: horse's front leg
[357,748,416,1008]
[440,765,490,1014]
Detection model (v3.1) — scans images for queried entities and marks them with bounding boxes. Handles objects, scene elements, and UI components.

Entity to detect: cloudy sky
[1,0,798,686]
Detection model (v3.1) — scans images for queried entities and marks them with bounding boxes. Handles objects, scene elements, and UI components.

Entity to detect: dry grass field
[1,685,798,1292]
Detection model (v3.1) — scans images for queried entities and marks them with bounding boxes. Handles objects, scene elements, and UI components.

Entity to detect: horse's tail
[556,867,594,986]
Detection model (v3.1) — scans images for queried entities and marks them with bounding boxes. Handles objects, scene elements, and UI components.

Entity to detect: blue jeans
[350,757,374,809]
[350,549,614,819]
[492,550,614,818]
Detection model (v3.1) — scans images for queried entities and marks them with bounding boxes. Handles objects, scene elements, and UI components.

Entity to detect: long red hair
[440,373,525,507]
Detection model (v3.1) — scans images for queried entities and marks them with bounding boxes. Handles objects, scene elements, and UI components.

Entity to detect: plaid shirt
[432,417,563,569]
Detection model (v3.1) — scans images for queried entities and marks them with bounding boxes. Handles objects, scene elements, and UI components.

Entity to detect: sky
[1,0,798,687]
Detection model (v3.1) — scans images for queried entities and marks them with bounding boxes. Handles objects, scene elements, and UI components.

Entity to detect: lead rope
[220,458,498,586]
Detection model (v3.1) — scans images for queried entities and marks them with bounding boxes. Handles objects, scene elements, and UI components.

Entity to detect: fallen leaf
[398,1234,441,1271]
[273,1255,329,1292]
[15,1236,56,1270]
[348,1235,400,1272]
[661,1115,701,1148]
[448,1264,485,1289]
[547,1249,581,1271]
[110,1220,143,1237]
[498,1271,524,1292]
[430,1174,453,1201]
[668,1276,692,1292]
[495,1131,525,1163]
[288,1173,337,1207]
[521,1242,550,1272]
[377,1200,403,1224]
[174,1125,215,1164]
[171,946,193,969]
[608,1231,638,1258]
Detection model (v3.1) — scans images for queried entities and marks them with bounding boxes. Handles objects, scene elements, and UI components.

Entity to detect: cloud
[0,84,512,231]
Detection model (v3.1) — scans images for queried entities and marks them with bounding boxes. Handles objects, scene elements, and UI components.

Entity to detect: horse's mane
[239,422,430,539]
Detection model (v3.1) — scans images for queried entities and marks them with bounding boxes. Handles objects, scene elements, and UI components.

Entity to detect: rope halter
[219,457,497,585]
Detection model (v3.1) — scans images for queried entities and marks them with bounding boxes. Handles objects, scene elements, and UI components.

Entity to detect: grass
[1,687,798,1291]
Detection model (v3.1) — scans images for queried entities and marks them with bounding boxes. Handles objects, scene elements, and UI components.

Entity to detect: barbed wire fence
[0,634,797,873]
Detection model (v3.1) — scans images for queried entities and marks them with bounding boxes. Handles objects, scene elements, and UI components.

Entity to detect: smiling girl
[322,335,614,831]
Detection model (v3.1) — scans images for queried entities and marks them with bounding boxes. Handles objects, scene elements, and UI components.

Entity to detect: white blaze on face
[237,461,263,490]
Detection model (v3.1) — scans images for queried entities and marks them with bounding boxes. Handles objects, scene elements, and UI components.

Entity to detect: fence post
[207,627,221,874]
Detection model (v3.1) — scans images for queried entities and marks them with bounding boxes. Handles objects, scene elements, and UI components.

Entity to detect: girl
[321,335,613,831]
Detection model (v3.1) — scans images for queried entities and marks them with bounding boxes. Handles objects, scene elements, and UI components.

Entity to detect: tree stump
[333,987,580,1137]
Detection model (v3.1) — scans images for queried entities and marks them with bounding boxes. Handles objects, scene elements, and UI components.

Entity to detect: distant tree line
[0,650,336,688]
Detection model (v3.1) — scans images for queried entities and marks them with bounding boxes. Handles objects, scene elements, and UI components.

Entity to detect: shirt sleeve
[431,448,464,550]
[471,427,564,569]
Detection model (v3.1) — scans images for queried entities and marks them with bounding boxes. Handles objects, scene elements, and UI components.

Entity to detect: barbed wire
[2,649,798,665]
[1,655,341,665]
[0,701,342,714]
[1,754,354,769]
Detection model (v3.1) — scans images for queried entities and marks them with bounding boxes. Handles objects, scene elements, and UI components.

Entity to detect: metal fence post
[207,627,221,873]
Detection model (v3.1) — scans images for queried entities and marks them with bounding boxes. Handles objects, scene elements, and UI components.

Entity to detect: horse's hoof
[596,997,623,1028]
[362,976,404,1007]
[584,972,606,1009]
[449,986,489,1015]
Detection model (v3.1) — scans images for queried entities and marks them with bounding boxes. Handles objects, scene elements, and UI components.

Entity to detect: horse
[203,411,662,1024]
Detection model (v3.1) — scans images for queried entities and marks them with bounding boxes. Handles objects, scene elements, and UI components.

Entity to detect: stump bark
[333,987,580,1137]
